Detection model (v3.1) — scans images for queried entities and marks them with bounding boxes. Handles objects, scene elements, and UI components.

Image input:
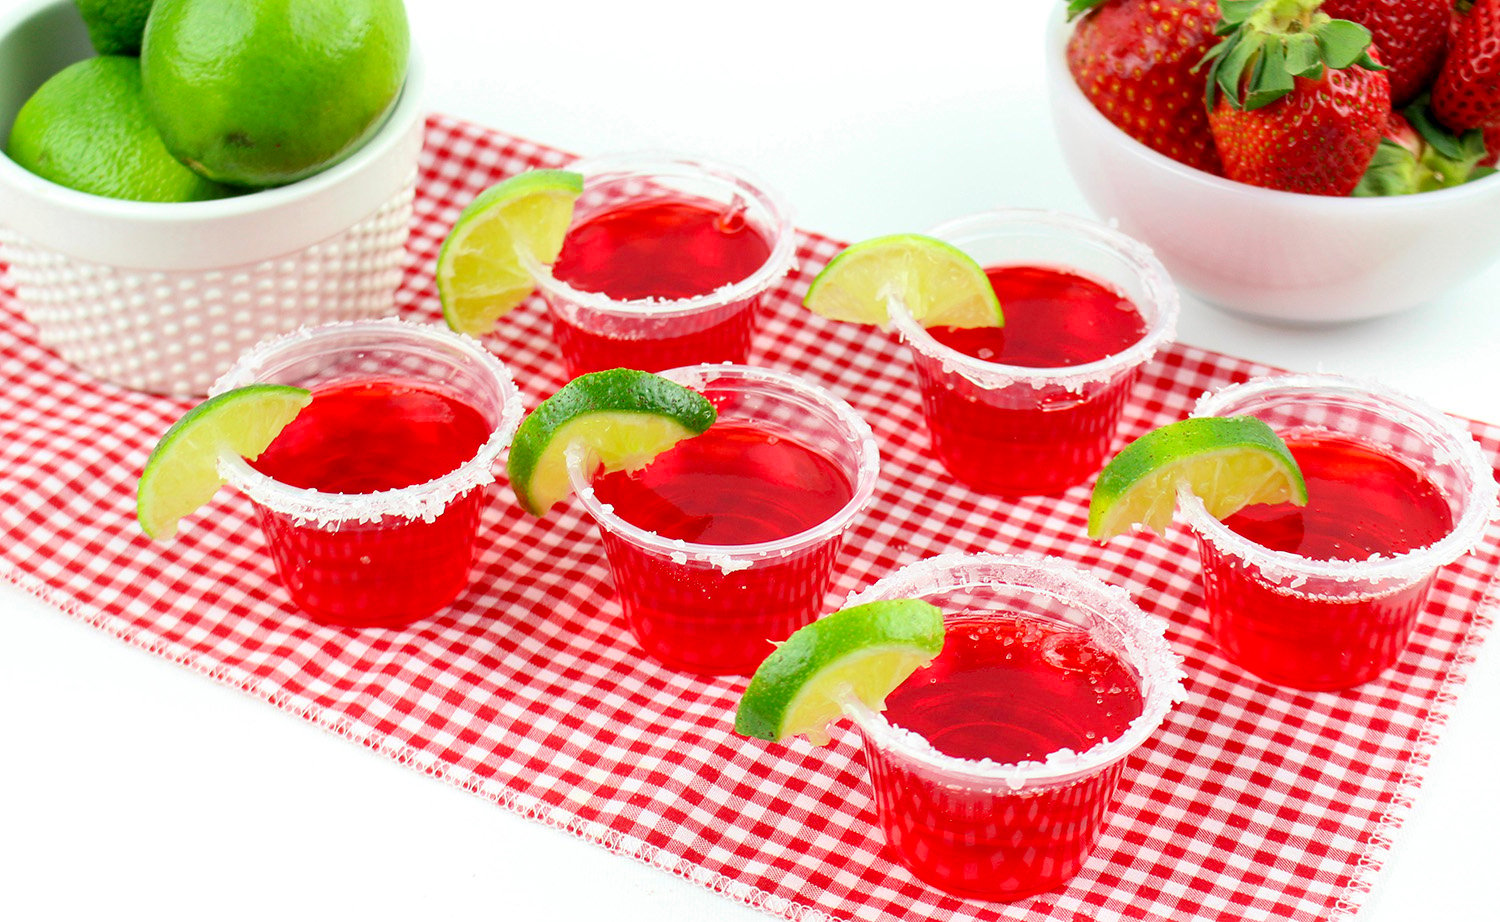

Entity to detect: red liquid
[914,265,1148,496]
[865,612,1145,900]
[548,198,773,376]
[1199,433,1456,689]
[248,378,494,627]
[589,420,855,674]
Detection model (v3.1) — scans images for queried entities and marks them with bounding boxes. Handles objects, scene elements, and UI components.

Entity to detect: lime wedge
[1088,416,1308,541]
[436,169,584,336]
[734,599,945,746]
[506,368,717,516]
[137,384,312,540]
[802,233,1003,329]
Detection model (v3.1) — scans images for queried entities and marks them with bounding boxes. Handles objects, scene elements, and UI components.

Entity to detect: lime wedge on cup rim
[1088,416,1308,541]
[436,169,584,337]
[506,368,717,516]
[136,384,312,540]
[734,599,945,746]
[802,233,1004,329]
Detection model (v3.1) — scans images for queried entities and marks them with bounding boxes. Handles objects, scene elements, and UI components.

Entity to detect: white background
[2,1,1497,919]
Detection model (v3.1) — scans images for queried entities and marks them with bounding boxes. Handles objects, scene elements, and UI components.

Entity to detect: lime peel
[506,369,716,516]
[1088,415,1308,541]
[437,169,584,336]
[734,599,945,746]
[802,233,1003,330]
[137,384,312,540]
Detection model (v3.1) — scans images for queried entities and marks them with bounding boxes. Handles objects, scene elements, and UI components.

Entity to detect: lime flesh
[803,233,1003,329]
[734,599,945,746]
[137,384,312,540]
[505,368,716,516]
[1088,416,1308,541]
[437,169,584,336]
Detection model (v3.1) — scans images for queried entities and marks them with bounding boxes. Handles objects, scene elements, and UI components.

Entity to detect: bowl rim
[1045,5,1500,209]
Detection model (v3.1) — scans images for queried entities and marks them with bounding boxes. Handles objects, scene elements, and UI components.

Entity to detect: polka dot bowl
[0,0,426,395]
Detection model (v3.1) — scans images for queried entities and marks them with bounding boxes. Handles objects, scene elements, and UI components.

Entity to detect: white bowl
[0,0,426,395]
[1044,8,1500,323]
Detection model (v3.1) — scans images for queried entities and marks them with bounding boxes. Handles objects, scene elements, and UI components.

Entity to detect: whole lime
[74,0,155,55]
[140,0,409,188]
[6,55,240,203]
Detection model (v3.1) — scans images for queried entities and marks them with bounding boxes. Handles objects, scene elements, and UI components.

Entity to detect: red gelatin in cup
[249,378,493,626]
[549,197,773,376]
[915,266,1148,496]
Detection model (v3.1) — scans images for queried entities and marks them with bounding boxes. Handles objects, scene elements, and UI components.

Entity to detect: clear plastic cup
[1182,374,1498,690]
[528,153,797,378]
[569,364,879,675]
[888,209,1178,496]
[215,318,523,627]
[842,553,1185,901]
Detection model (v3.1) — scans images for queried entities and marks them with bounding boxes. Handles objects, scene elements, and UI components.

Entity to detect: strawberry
[1203,0,1392,196]
[1353,104,1489,194]
[1066,0,1225,175]
[1482,121,1500,166]
[1433,0,1500,130]
[1319,0,1450,106]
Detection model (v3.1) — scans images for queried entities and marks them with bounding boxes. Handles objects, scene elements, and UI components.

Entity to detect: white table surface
[3,1,1497,919]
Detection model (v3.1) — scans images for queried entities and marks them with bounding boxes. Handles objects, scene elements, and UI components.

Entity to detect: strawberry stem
[1201,0,1382,112]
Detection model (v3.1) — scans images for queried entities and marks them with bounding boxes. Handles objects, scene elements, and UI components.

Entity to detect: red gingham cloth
[4,114,1499,922]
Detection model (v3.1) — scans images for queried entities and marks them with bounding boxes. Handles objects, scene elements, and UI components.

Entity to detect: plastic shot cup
[215,318,522,628]
[841,553,1185,901]
[887,210,1178,496]
[528,153,797,378]
[1182,374,1498,690]
[569,364,879,676]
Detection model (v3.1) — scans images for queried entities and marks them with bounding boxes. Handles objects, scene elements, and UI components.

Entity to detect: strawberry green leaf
[1284,32,1321,77]
[1317,20,1375,70]
[1065,0,1107,19]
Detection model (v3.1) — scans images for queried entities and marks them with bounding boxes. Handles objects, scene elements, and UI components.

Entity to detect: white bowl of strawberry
[1047,0,1500,323]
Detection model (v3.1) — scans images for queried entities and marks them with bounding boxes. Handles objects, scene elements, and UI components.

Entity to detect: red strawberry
[1482,121,1500,166]
[1433,0,1500,130]
[1320,0,1450,106]
[1066,0,1224,175]
[1204,0,1392,196]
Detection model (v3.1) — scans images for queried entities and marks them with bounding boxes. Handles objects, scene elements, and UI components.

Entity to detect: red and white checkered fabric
[4,114,1498,922]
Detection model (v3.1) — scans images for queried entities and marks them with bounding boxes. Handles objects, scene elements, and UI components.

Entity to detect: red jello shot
[570,364,879,675]
[1182,374,1498,690]
[842,553,1185,901]
[888,210,1178,496]
[530,154,797,378]
[215,319,522,627]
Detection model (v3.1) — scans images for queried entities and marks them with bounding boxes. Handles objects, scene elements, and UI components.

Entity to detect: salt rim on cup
[213,317,523,526]
[886,209,1180,391]
[1179,373,1500,588]
[840,552,1187,791]
[524,152,799,322]
[566,363,880,576]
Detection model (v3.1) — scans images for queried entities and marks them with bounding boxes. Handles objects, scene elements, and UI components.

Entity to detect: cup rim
[526,152,798,320]
[213,318,523,525]
[568,363,880,565]
[887,208,1180,389]
[1179,373,1500,585]
[841,552,1186,788]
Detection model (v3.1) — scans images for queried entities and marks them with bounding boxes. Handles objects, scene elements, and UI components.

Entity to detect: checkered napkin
[4,114,1499,922]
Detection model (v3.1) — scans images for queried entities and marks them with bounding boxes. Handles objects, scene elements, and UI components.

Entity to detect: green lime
[802,233,1004,329]
[75,0,154,55]
[436,169,583,337]
[506,368,716,516]
[734,599,945,746]
[1088,416,1309,541]
[137,384,312,540]
[5,56,240,203]
[140,0,410,187]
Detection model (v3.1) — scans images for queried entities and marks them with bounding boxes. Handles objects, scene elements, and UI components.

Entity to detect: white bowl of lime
[0,0,425,395]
